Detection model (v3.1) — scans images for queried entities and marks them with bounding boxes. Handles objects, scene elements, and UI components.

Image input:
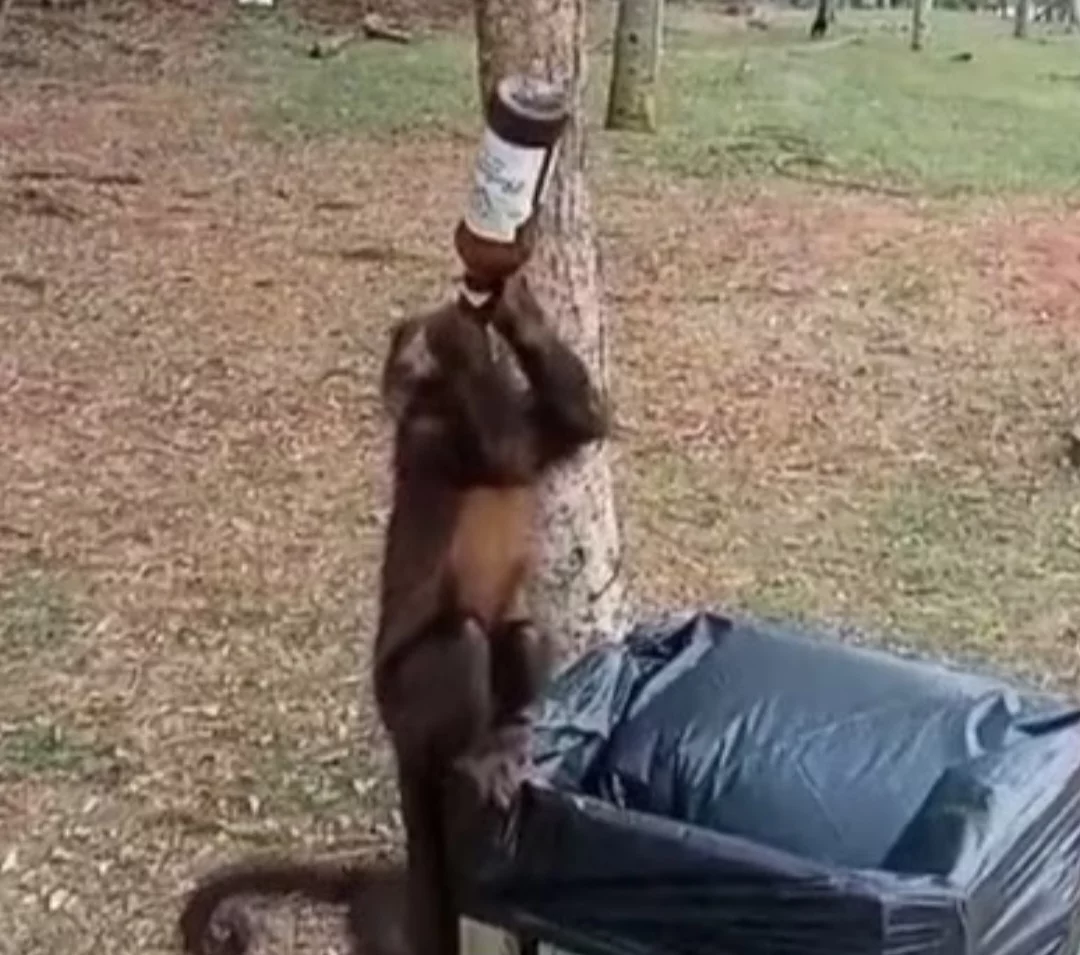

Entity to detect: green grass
[632,459,1080,684]
[850,476,1080,659]
[0,567,79,663]
[655,10,1080,192]
[234,6,1080,193]
[232,12,478,137]
[0,720,114,780]
[259,35,475,137]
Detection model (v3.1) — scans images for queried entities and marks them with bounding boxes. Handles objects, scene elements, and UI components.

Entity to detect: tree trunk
[463,2,627,953]
[1014,0,1030,34]
[472,0,627,660]
[911,0,929,48]
[810,0,835,37]
[605,0,664,133]
[1068,0,1079,31]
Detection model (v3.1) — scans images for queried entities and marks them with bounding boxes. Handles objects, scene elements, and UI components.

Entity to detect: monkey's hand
[492,274,549,346]
[454,721,533,812]
[425,305,492,373]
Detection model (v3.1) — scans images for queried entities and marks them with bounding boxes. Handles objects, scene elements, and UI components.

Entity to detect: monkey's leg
[384,617,494,766]
[386,615,539,817]
[455,621,555,810]
[345,866,410,955]
[386,621,496,955]
[490,619,555,721]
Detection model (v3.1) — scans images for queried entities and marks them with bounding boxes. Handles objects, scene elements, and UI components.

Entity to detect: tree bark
[911,0,929,48]
[1014,0,1030,34]
[1067,0,1079,31]
[605,0,664,133]
[464,2,628,953]
[472,0,628,659]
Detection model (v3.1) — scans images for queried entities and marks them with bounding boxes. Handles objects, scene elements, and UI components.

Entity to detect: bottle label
[535,139,561,208]
[463,127,549,244]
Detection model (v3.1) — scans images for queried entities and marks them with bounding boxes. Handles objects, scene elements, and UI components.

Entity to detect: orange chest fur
[447,486,535,626]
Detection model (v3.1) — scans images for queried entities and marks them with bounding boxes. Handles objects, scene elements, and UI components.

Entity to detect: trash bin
[448,612,1080,955]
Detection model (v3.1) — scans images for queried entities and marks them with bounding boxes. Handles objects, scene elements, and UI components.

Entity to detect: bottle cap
[497,74,570,125]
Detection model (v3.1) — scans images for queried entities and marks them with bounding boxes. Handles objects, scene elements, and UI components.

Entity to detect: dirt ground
[2,5,1080,955]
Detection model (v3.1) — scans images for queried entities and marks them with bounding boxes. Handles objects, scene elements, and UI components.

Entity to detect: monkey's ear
[387,317,411,352]
[394,318,438,379]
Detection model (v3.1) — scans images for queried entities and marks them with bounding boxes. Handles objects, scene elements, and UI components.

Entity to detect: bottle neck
[456,274,503,316]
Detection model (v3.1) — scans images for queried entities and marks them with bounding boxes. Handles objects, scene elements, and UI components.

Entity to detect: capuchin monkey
[178,275,609,955]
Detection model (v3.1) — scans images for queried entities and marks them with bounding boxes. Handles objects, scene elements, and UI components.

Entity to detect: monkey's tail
[399,768,461,955]
[177,858,385,954]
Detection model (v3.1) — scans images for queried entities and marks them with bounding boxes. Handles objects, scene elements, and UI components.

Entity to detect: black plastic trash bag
[449,612,1080,955]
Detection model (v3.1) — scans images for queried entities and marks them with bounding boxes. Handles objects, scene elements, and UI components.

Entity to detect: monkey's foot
[455,723,533,811]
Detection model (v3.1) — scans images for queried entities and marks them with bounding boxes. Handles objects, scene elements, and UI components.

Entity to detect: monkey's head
[381,302,500,424]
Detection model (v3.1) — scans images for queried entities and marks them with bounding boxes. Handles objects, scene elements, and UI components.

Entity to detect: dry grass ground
[1,3,1079,954]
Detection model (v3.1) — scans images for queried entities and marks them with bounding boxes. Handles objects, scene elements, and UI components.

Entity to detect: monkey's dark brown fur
[178,859,408,955]
[178,276,608,955]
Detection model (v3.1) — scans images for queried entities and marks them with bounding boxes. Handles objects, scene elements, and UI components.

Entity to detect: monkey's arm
[493,278,609,468]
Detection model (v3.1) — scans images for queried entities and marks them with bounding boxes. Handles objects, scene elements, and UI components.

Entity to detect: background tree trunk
[605,0,664,132]
[911,0,929,48]
[472,0,628,660]
[1067,0,1078,30]
[1014,0,1030,34]
[810,0,835,37]
[463,0,627,951]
